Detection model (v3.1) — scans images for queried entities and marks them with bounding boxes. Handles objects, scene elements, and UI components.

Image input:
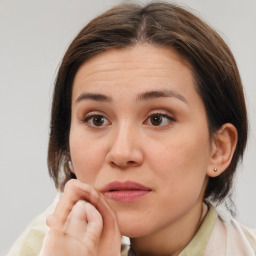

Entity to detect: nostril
[109,160,137,168]
[127,161,136,165]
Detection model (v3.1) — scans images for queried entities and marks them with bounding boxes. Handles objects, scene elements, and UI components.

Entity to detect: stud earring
[214,168,218,172]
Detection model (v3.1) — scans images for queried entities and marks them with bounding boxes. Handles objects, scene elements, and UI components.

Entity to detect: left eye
[83,115,110,127]
[146,113,174,126]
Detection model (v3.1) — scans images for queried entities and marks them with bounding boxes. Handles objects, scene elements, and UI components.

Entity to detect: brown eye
[146,113,174,127]
[92,116,105,126]
[150,114,163,126]
[83,114,110,127]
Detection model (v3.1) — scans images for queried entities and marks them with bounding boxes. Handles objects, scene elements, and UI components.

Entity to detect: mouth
[101,181,152,203]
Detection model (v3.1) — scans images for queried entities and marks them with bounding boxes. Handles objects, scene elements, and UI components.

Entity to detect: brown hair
[48,2,247,203]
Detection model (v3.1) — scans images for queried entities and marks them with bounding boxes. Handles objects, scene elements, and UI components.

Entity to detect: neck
[130,201,208,256]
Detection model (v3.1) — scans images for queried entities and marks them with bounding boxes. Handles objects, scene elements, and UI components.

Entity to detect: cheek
[150,139,209,174]
[69,130,106,183]
[147,127,210,196]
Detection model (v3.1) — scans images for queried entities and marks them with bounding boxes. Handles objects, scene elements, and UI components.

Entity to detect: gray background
[1,0,255,255]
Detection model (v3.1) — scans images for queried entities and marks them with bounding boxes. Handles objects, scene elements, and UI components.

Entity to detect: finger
[46,214,55,227]
[51,179,92,227]
[53,179,118,233]
[81,202,103,243]
[65,201,103,246]
[65,200,89,237]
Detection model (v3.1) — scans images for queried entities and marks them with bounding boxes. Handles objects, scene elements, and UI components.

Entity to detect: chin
[120,226,149,238]
[117,213,153,238]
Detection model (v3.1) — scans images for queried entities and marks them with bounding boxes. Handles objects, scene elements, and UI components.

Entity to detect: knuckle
[46,214,55,227]
[64,179,102,206]
[81,183,99,200]
[64,179,77,192]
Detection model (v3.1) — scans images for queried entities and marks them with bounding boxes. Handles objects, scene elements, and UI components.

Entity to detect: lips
[101,181,152,203]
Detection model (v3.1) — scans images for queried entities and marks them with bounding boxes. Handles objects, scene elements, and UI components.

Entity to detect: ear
[207,123,238,177]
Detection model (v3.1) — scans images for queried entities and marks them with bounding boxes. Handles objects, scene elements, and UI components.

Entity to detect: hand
[40,179,122,256]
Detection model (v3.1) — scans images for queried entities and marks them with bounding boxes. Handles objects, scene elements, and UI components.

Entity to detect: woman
[8,2,256,256]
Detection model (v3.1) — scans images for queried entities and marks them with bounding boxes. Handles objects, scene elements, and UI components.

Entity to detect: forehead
[75,44,192,77]
[72,44,198,103]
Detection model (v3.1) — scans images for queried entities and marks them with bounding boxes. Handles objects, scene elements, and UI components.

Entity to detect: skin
[43,44,237,256]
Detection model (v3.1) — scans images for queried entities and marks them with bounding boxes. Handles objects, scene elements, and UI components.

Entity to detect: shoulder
[7,197,58,256]
[238,222,256,254]
[215,207,256,255]
[203,203,256,255]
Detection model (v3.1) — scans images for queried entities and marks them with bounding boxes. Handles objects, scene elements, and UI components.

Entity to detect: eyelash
[82,112,175,128]
[145,112,175,127]
[82,114,110,128]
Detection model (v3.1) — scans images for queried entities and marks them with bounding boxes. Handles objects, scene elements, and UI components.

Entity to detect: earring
[214,168,218,172]
[68,160,72,170]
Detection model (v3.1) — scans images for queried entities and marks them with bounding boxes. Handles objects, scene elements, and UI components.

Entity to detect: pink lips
[101,181,152,203]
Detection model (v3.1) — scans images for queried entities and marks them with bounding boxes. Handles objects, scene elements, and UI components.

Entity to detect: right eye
[83,115,110,127]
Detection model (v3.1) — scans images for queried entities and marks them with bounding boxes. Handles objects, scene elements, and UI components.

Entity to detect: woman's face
[69,44,213,237]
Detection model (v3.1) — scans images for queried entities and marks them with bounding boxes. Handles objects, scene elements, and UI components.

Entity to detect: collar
[179,202,217,256]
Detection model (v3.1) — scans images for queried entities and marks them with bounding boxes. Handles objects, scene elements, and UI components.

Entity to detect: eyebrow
[75,93,112,104]
[136,89,187,103]
[75,89,187,104]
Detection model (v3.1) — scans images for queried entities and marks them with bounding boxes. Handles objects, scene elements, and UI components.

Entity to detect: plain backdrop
[1,0,255,254]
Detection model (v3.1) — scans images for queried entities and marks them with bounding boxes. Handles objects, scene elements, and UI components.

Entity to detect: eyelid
[147,110,175,119]
[79,109,175,128]
[81,111,111,128]
[81,110,107,120]
[144,111,175,127]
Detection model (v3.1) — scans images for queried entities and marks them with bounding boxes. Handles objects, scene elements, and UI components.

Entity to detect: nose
[105,123,144,169]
